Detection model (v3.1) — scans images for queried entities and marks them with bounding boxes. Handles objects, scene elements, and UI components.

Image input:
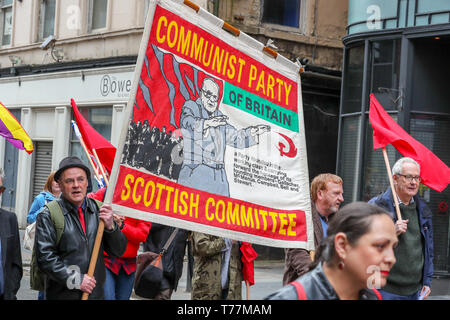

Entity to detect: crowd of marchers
[0,156,432,300]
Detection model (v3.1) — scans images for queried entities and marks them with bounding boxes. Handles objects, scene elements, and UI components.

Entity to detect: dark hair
[309,202,391,270]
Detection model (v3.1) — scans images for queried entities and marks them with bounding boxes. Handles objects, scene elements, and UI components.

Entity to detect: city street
[16,230,450,300]
[17,230,285,300]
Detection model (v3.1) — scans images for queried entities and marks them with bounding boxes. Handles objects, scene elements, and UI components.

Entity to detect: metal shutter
[32,141,53,199]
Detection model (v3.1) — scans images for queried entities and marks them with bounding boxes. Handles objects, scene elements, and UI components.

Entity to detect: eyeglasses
[397,174,422,183]
[202,89,218,102]
[0,185,5,193]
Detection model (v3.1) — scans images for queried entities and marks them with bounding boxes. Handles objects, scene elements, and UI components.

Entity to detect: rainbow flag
[0,102,33,154]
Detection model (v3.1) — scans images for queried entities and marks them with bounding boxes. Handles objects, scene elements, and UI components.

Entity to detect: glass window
[1,0,13,46]
[342,45,365,114]
[362,114,397,202]
[40,0,56,40]
[410,37,450,114]
[337,115,362,204]
[90,0,108,30]
[262,0,300,28]
[410,114,450,273]
[369,39,401,111]
[70,106,112,192]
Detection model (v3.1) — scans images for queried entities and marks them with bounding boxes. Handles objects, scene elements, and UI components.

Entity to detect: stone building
[0,0,348,249]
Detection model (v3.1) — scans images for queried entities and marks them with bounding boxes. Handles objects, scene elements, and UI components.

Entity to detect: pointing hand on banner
[251,124,271,136]
[250,125,271,143]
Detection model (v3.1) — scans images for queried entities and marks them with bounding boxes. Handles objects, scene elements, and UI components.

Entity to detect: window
[1,0,12,46]
[40,0,56,40]
[337,115,361,204]
[70,106,112,192]
[368,39,401,111]
[89,0,108,31]
[342,45,365,114]
[362,115,397,202]
[262,0,301,28]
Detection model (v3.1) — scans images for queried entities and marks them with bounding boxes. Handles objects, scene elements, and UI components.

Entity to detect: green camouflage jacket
[191,232,242,300]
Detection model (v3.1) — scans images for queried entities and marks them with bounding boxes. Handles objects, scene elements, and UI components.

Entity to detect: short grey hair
[392,157,420,176]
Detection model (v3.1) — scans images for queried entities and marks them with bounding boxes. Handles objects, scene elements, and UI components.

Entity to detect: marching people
[0,169,23,300]
[27,171,61,224]
[143,223,188,300]
[103,215,151,300]
[34,156,127,300]
[266,202,397,300]
[88,187,152,300]
[191,232,243,300]
[369,157,434,300]
[283,173,344,285]
[27,170,60,300]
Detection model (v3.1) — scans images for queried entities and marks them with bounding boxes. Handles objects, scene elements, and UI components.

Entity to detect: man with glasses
[35,156,127,300]
[369,157,434,300]
[0,168,22,300]
[178,77,269,300]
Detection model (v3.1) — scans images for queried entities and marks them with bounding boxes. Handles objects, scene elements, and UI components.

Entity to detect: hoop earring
[338,261,345,270]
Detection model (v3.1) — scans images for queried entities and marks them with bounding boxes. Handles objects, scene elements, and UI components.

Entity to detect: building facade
[0,0,348,243]
[338,0,450,278]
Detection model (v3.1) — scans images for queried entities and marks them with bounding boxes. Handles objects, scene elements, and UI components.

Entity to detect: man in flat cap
[35,156,127,300]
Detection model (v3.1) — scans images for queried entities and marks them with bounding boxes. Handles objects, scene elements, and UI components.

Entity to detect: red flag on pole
[240,242,258,286]
[71,98,117,174]
[369,93,450,192]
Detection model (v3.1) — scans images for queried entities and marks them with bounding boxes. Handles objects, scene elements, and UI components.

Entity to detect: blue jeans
[379,289,421,300]
[104,267,136,300]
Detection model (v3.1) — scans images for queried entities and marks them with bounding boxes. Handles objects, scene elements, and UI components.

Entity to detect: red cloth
[103,217,151,258]
[78,207,86,234]
[71,98,117,174]
[240,242,258,286]
[104,256,137,275]
[87,187,106,201]
[369,93,450,192]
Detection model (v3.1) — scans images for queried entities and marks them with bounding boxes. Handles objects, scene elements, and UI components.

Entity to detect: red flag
[71,98,117,174]
[240,242,258,286]
[133,44,224,132]
[369,93,450,192]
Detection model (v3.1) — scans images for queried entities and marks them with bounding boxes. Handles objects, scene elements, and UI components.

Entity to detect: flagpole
[92,149,109,186]
[80,150,111,301]
[246,280,250,300]
[382,147,402,221]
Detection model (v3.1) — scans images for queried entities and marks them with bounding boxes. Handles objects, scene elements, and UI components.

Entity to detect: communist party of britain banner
[105,0,313,249]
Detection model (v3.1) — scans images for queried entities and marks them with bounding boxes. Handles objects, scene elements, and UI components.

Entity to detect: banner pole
[81,150,110,301]
[382,147,402,221]
[246,280,250,300]
[92,149,110,187]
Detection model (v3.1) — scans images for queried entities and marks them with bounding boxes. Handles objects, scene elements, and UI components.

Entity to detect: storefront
[0,62,134,227]
[339,0,450,276]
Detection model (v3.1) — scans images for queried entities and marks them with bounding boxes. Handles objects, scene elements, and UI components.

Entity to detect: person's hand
[80,274,96,294]
[419,286,431,300]
[99,204,115,231]
[113,214,125,228]
[395,219,408,235]
[250,125,270,136]
[204,116,228,129]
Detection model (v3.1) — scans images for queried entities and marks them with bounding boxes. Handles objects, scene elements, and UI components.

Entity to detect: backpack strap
[45,200,65,245]
[372,288,383,300]
[289,281,307,300]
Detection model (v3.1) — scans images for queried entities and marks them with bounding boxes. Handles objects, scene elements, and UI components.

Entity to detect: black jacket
[0,209,23,300]
[35,197,127,300]
[266,263,381,300]
[143,223,188,290]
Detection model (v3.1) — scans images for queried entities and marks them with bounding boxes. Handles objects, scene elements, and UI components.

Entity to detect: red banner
[113,166,307,242]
